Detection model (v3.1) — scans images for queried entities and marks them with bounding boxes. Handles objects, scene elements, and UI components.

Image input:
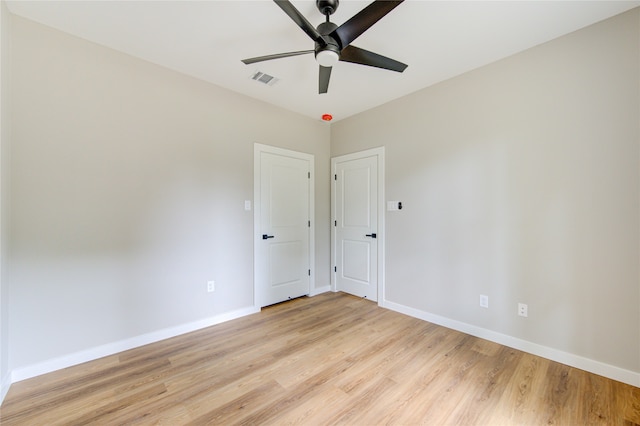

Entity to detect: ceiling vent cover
[250,71,279,86]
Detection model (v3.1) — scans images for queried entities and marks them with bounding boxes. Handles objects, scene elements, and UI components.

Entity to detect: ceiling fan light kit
[316,49,339,67]
[241,0,408,94]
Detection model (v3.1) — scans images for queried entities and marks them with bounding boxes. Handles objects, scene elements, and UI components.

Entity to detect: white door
[334,153,379,301]
[255,146,312,307]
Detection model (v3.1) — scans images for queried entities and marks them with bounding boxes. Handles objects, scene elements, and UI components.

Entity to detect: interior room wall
[331,9,640,379]
[8,15,330,373]
[0,0,12,401]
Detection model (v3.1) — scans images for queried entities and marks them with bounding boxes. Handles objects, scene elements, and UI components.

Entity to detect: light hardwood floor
[1,291,639,425]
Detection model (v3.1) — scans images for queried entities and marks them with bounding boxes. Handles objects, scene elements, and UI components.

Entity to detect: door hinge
[308,172,310,179]
[308,269,311,276]
[334,220,337,227]
[334,266,337,272]
[308,220,311,227]
[334,174,337,180]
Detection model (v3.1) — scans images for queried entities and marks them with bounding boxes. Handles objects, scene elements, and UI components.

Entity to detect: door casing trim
[254,143,315,309]
[331,147,385,306]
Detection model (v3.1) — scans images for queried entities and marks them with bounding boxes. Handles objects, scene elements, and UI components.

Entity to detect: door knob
[365,233,377,238]
[262,234,275,240]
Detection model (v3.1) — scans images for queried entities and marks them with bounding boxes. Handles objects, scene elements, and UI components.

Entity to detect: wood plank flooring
[1,292,639,425]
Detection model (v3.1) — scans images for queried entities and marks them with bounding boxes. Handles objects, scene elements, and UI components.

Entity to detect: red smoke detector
[322,114,333,121]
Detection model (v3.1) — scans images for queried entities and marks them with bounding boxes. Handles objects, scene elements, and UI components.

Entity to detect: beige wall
[9,15,330,369]
[332,9,640,373]
[0,0,11,397]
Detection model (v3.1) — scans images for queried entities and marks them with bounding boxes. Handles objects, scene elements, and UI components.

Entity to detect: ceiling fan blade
[274,0,326,46]
[241,50,314,65]
[339,45,407,72]
[319,65,332,94]
[331,0,404,48]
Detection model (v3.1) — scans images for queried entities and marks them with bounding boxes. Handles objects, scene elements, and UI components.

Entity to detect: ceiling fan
[242,0,408,94]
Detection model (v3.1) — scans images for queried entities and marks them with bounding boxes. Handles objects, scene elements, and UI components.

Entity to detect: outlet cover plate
[518,303,528,317]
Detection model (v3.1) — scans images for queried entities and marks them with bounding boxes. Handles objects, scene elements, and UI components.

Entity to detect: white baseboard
[310,285,331,296]
[9,296,637,398]
[0,370,11,404]
[382,299,640,388]
[11,305,259,384]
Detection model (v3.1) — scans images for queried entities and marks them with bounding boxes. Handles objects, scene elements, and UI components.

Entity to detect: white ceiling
[6,0,640,122]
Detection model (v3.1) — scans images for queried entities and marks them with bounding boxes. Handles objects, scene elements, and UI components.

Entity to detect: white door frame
[331,147,385,307]
[254,143,315,309]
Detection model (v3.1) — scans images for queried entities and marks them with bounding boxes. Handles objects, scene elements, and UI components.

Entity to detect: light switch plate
[480,295,489,308]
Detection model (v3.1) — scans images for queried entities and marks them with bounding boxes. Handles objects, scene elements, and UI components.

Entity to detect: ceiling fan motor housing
[316,0,339,16]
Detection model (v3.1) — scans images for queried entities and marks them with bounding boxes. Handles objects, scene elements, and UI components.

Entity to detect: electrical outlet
[518,303,528,317]
[479,295,489,308]
[207,281,215,292]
